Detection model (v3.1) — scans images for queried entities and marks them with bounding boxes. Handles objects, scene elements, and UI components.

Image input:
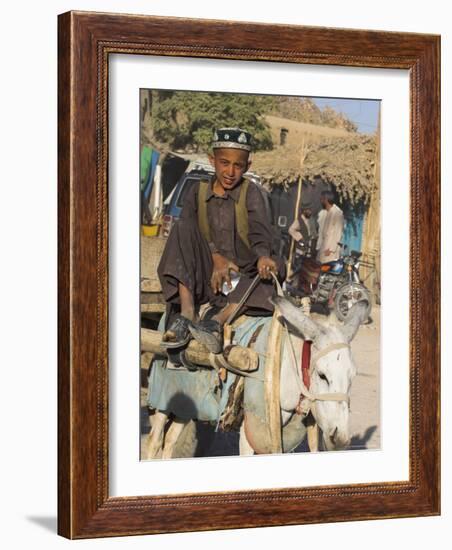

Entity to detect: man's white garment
[317,204,344,263]
[316,209,327,251]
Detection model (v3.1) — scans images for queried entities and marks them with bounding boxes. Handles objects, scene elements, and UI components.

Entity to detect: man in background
[288,201,318,258]
[316,190,344,264]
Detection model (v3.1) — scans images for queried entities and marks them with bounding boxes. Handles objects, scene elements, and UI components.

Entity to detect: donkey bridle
[284,330,351,416]
[268,272,352,414]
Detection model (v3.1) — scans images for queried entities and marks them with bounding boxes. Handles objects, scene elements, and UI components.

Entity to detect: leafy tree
[151,91,274,152]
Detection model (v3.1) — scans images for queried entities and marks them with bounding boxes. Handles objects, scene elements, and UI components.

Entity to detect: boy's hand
[211,253,239,294]
[257,256,277,280]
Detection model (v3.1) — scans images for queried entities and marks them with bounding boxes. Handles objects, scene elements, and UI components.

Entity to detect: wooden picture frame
[58,11,440,538]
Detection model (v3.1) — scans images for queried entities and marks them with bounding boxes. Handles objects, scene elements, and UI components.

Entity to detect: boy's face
[209,148,251,191]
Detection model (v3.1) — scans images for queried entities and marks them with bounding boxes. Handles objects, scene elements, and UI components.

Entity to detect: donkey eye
[319,373,329,383]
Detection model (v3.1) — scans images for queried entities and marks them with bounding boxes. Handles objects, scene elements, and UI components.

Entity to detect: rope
[270,270,285,297]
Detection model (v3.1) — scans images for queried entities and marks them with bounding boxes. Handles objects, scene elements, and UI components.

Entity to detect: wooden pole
[141,328,259,371]
[287,176,302,280]
[264,313,283,454]
[300,297,319,452]
[360,107,381,303]
[286,139,309,280]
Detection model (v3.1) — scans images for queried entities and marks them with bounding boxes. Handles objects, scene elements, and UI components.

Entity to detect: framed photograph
[58,11,440,538]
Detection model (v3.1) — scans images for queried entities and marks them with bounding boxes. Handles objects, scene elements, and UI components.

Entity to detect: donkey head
[272,297,369,451]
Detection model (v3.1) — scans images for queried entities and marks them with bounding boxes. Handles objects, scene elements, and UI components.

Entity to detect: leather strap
[197,179,211,244]
[311,343,350,366]
[197,178,251,249]
[235,178,250,249]
[301,340,312,390]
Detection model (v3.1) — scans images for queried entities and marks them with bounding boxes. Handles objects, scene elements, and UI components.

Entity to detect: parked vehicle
[161,169,210,237]
[285,243,371,321]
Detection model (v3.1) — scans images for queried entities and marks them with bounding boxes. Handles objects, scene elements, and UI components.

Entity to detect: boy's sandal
[188,318,223,354]
[161,314,192,349]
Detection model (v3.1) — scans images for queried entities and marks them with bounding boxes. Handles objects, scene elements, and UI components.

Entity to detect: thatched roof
[149,113,378,206]
[252,133,377,205]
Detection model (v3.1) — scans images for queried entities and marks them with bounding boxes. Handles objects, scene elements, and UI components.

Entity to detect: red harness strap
[295,340,312,416]
[301,340,312,389]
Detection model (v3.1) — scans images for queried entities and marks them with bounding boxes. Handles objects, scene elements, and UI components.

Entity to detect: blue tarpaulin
[342,211,364,252]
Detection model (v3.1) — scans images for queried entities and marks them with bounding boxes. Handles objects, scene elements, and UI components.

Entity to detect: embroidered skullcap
[212,127,252,152]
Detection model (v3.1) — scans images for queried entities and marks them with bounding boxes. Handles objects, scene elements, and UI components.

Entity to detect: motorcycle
[286,242,372,322]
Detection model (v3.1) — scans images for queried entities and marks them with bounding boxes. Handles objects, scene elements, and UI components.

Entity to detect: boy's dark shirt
[180,176,273,271]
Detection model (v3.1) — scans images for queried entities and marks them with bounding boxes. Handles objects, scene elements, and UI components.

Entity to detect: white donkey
[145,298,368,458]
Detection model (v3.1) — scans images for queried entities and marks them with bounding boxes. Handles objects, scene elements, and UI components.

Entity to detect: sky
[312,97,380,134]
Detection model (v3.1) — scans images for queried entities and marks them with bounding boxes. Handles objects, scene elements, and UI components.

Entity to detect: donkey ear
[270,296,321,341]
[341,300,369,342]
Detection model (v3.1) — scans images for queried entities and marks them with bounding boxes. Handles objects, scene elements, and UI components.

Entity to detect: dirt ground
[140,304,380,457]
[346,304,380,449]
